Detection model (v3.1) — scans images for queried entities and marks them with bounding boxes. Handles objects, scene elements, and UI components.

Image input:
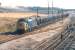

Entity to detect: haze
[0,0,75,9]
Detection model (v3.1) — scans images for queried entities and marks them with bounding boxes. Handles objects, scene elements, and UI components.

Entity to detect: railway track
[43,25,71,50]
[55,27,75,50]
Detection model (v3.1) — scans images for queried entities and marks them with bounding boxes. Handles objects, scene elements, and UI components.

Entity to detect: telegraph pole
[52,0,54,23]
[37,7,39,17]
[62,9,63,23]
[47,0,49,17]
[52,0,53,16]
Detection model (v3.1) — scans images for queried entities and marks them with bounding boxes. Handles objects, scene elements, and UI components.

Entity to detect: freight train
[0,14,69,35]
[16,14,69,34]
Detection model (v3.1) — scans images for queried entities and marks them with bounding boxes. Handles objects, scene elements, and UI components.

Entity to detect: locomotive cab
[16,18,29,34]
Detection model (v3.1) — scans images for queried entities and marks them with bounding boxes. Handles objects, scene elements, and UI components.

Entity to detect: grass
[0,17,17,32]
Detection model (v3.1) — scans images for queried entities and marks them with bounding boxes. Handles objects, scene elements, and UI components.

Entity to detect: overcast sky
[0,0,75,9]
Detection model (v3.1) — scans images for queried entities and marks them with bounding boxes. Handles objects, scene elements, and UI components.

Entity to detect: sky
[0,0,75,9]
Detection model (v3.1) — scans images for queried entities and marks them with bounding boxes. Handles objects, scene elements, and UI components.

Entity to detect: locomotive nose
[16,18,29,33]
[18,22,25,30]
